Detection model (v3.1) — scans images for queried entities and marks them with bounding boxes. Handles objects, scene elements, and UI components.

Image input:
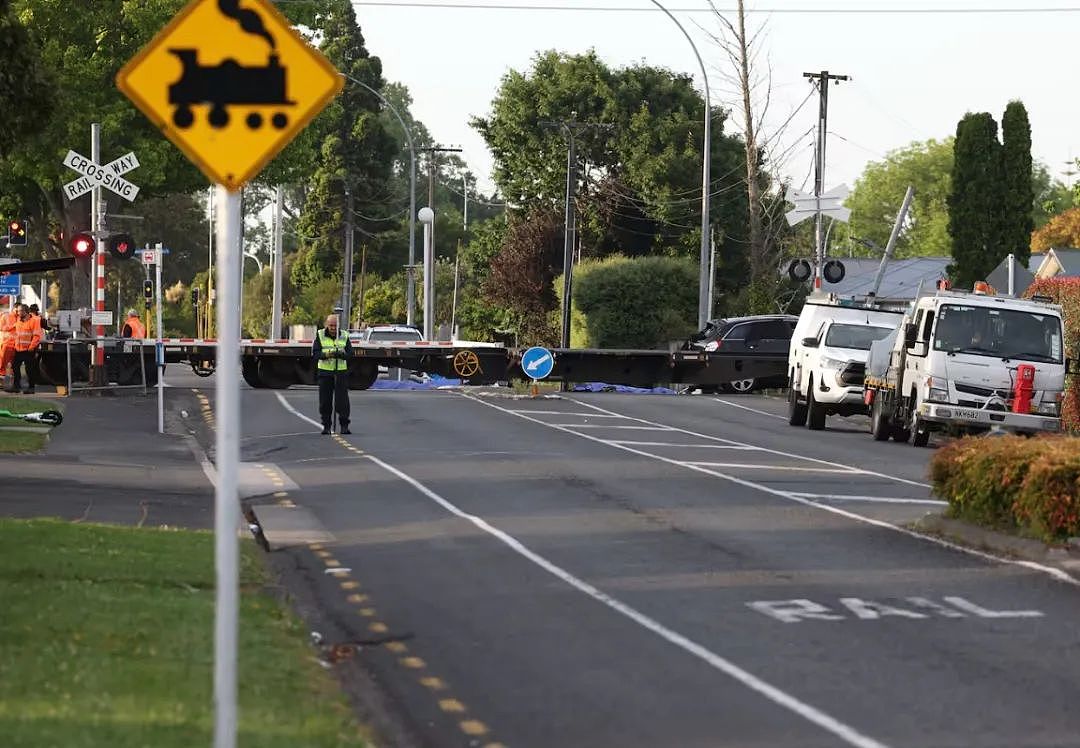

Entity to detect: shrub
[571,254,698,349]
[1024,277,1080,432]
[930,434,1080,542]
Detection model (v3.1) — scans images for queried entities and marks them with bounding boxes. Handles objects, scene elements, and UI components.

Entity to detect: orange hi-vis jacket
[13,315,41,352]
[0,311,14,350]
[124,316,146,339]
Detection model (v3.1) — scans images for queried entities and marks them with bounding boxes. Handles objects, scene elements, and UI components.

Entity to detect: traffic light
[144,279,154,308]
[108,233,137,260]
[69,232,95,258]
[191,286,201,308]
[823,259,846,284]
[7,219,27,246]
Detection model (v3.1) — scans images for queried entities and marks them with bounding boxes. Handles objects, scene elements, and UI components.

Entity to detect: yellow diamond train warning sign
[117,0,344,191]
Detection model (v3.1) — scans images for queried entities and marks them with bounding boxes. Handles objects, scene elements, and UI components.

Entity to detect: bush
[930,435,1080,542]
[1024,277,1080,432]
[571,254,698,349]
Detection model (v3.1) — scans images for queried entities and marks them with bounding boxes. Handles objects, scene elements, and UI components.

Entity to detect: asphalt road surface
[186,377,1080,748]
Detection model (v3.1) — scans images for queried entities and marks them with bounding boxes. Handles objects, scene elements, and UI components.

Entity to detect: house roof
[811,257,951,300]
[1049,248,1080,276]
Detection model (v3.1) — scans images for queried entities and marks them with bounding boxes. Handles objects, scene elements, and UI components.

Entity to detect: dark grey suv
[685,314,798,392]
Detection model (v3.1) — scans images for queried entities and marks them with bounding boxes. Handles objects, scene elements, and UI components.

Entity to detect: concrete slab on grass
[251,504,335,550]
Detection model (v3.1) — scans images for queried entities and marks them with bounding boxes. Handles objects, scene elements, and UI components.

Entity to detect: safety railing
[59,336,150,396]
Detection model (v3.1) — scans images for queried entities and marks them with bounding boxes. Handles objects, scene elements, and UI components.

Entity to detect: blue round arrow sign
[520,346,554,380]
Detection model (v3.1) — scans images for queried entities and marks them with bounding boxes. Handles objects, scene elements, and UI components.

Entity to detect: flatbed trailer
[33,336,788,391]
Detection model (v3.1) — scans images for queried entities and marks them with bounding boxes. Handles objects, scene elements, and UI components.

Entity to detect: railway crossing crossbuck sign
[116,0,344,191]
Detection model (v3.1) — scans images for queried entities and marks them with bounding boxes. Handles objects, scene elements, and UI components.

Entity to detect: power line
[345,2,1080,13]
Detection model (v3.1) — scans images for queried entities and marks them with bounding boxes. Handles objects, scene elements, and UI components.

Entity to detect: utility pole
[803,70,849,290]
[271,186,283,339]
[357,244,367,328]
[342,186,354,329]
[541,113,612,353]
[420,145,463,214]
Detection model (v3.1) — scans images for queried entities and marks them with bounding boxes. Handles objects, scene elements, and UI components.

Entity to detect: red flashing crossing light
[108,233,137,260]
[69,232,96,258]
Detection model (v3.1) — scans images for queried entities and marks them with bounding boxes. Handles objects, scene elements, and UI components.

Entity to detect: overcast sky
[353,1,1079,201]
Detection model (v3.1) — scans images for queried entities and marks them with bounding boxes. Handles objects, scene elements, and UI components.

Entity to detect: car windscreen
[933,304,1063,363]
[824,323,893,351]
[366,330,421,342]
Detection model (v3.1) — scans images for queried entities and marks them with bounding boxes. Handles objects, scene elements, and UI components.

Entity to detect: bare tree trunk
[735,0,765,280]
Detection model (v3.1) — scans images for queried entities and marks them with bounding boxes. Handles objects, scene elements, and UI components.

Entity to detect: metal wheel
[729,378,756,394]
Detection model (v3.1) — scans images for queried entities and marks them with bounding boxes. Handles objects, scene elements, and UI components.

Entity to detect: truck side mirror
[903,323,917,348]
[801,337,819,348]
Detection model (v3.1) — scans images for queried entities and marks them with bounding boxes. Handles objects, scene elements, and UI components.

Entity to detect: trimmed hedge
[1024,277,1080,432]
[569,254,698,349]
[930,435,1080,542]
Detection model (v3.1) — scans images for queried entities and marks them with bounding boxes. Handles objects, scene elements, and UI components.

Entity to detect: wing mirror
[903,323,917,348]
[801,337,819,348]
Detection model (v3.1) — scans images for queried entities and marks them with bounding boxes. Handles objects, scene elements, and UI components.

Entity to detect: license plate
[950,408,984,421]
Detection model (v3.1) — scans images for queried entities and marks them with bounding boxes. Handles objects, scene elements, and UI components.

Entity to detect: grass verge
[0,396,61,453]
[0,519,367,747]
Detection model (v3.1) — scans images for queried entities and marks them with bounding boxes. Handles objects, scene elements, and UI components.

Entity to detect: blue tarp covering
[571,382,676,395]
[371,374,462,390]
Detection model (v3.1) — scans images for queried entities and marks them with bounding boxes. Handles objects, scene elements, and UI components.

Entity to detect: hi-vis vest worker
[122,310,146,339]
[0,306,15,379]
[310,314,352,435]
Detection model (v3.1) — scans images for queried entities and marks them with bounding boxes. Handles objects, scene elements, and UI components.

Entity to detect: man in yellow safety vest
[310,313,353,435]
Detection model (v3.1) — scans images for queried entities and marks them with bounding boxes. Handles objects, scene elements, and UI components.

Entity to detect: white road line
[512,410,628,418]
[789,493,948,506]
[712,398,787,420]
[552,424,674,431]
[569,396,930,489]
[682,462,858,474]
[612,441,762,450]
[465,395,1079,588]
[272,391,890,748]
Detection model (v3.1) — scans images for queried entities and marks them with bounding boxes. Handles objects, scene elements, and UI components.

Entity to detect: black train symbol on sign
[167,0,294,131]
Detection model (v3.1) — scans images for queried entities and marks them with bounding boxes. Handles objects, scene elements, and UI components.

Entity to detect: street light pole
[648,0,712,327]
[340,73,417,327]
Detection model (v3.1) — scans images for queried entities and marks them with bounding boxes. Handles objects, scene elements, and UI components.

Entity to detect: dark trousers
[11,351,36,390]
[318,372,350,429]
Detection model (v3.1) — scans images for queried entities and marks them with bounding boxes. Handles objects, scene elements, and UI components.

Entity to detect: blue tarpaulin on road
[571,382,676,395]
[371,374,462,390]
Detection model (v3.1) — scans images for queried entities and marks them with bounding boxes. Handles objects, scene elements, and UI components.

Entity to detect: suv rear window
[366,330,422,342]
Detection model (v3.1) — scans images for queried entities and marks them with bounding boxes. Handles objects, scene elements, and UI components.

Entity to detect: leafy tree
[1001,101,1034,266]
[948,113,1005,287]
[1031,207,1080,254]
[292,0,396,292]
[0,0,53,157]
[842,139,953,258]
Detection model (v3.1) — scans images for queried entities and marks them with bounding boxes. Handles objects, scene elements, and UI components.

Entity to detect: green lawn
[0,396,60,453]
[0,519,368,747]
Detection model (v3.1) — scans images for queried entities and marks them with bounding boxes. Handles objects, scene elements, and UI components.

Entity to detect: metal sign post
[155,242,164,435]
[118,1,344,744]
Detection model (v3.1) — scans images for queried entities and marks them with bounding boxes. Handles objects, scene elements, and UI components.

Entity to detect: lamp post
[341,73,418,328]
[648,0,712,327]
[418,207,435,341]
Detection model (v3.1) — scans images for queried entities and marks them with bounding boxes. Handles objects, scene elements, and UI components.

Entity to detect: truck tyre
[891,425,911,443]
[787,380,807,426]
[870,395,891,441]
[348,360,379,390]
[909,389,930,447]
[241,358,266,389]
[806,380,826,431]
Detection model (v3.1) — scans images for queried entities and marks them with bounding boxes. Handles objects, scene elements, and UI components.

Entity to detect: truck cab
[865,285,1068,445]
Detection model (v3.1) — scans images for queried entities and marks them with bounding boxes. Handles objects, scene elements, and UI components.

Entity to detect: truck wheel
[348,361,379,390]
[870,395,891,441]
[891,425,911,443]
[910,389,930,447]
[787,382,807,426]
[806,381,826,431]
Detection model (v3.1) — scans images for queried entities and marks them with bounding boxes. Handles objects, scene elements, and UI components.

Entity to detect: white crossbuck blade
[62,150,140,202]
[786,184,851,226]
[526,353,552,372]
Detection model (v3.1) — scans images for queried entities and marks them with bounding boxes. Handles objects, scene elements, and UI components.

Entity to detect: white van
[787,297,905,430]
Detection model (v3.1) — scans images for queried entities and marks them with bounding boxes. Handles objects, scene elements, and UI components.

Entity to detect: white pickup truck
[787,297,905,430]
[863,284,1071,446]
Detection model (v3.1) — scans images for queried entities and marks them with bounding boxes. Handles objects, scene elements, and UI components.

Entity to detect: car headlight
[927,388,950,403]
[819,356,847,370]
